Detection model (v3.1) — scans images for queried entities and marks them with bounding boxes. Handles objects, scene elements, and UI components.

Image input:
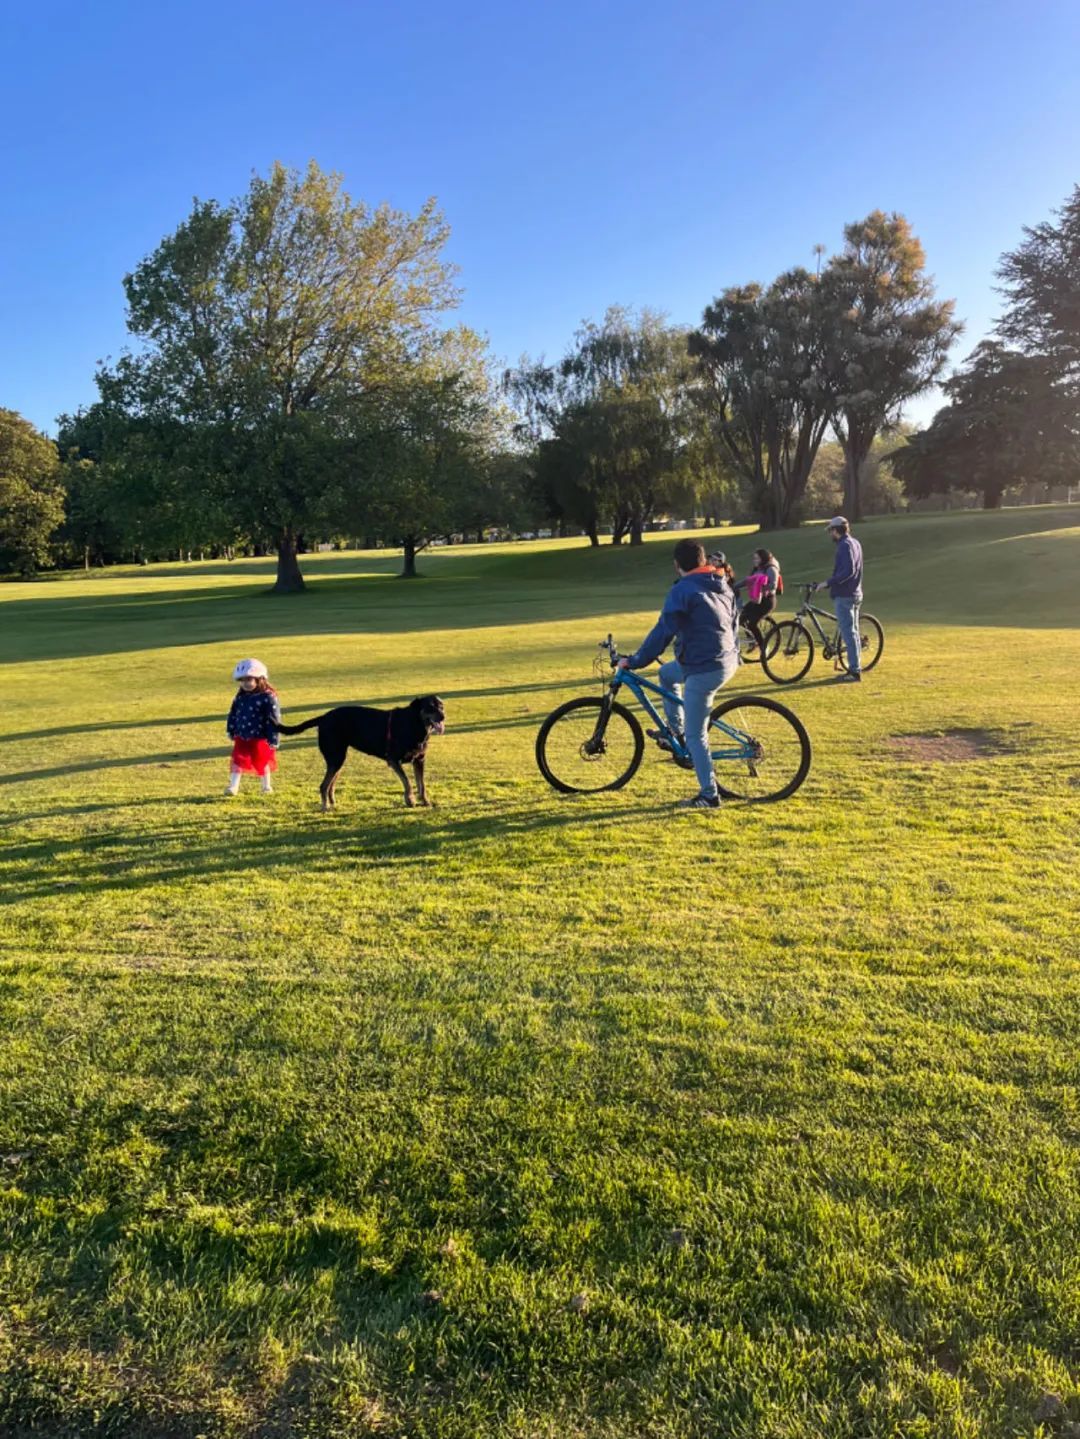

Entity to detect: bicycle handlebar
[598,634,620,668]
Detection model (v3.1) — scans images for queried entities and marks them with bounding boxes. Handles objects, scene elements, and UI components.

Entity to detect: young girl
[735,548,782,651]
[225,659,281,795]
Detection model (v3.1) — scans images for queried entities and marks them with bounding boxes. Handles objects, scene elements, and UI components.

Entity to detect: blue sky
[3,0,1079,436]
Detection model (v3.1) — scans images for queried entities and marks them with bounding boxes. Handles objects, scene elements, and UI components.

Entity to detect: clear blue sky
[3,0,1079,437]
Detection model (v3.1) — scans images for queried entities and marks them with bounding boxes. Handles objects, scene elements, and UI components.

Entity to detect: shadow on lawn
[8,506,1077,666]
[0,791,672,906]
[0,710,549,789]
[0,677,592,747]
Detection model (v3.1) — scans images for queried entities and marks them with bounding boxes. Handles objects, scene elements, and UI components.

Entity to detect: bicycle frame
[793,596,843,648]
[608,667,756,762]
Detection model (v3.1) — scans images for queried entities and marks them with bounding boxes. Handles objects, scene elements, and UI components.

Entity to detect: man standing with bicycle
[817,517,864,682]
[616,538,738,810]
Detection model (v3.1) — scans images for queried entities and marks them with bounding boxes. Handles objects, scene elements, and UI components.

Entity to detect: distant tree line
[2,167,1077,583]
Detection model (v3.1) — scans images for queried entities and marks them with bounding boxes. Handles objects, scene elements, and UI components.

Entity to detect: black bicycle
[735,611,779,666]
[536,636,812,802]
[762,585,884,685]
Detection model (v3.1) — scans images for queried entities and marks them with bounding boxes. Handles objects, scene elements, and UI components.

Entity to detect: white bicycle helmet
[828,516,850,532]
[232,658,269,681]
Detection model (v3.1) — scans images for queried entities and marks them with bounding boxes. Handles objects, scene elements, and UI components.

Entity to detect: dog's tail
[276,714,325,735]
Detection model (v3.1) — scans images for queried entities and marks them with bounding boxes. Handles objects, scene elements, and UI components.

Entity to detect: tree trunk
[83,545,90,572]
[629,516,645,545]
[272,530,306,593]
[586,521,600,547]
[845,454,862,521]
[400,536,420,577]
[983,489,1003,509]
[476,528,484,545]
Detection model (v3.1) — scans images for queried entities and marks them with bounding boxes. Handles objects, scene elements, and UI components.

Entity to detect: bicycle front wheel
[536,696,644,794]
[761,621,814,684]
[837,613,884,673]
[709,695,811,802]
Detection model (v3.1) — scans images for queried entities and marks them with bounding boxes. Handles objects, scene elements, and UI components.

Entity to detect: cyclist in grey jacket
[618,538,738,810]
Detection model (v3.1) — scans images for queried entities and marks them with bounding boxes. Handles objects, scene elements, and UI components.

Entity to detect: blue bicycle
[536,636,812,802]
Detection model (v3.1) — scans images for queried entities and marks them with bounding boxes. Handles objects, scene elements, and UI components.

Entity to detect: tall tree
[889,341,1079,508]
[0,409,65,575]
[689,271,831,528]
[997,184,1080,377]
[820,211,959,520]
[343,328,504,576]
[95,161,459,590]
[507,308,696,544]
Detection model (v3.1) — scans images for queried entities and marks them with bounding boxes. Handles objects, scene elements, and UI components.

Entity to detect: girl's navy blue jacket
[226,689,282,747]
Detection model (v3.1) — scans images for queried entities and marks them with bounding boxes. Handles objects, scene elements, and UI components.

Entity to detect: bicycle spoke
[536,698,644,794]
[761,621,813,684]
[709,697,812,802]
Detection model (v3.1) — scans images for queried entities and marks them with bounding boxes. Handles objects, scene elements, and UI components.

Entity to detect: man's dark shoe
[647,727,683,753]
[676,792,721,810]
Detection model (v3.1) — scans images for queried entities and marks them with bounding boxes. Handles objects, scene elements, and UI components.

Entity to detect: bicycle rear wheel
[536,696,644,794]
[737,616,779,665]
[709,695,811,802]
[760,621,814,684]
[837,613,884,673]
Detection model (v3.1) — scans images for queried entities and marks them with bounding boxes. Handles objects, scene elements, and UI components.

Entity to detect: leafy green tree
[689,271,831,528]
[806,435,909,519]
[505,361,605,544]
[889,342,1079,509]
[820,211,959,520]
[507,308,698,544]
[997,184,1080,377]
[0,409,65,575]
[344,329,503,576]
[94,161,459,590]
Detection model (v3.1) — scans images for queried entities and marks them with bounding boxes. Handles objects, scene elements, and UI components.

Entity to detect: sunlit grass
[1,509,1079,1437]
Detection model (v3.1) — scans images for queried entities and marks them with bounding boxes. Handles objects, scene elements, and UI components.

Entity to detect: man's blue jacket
[626,567,739,675]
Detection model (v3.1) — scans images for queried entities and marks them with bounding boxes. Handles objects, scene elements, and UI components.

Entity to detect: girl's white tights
[224,769,273,795]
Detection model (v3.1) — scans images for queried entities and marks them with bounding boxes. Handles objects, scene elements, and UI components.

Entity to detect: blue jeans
[658,659,736,798]
[835,596,862,674]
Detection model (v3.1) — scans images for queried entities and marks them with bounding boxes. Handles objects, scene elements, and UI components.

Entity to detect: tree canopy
[889,341,1079,509]
[820,211,960,519]
[0,409,65,575]
[82,161,461,589]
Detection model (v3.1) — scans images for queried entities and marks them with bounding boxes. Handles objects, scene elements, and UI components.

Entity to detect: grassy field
[1,509,1079,1438]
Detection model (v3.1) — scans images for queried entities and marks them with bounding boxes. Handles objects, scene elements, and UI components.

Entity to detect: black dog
[277,696,446,810]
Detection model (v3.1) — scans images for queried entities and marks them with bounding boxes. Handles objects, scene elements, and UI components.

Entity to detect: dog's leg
[412,756,433,807]
[321,766,345,811]
[388,759,414,807]
[319,739,348,812]
[319,767,335,812]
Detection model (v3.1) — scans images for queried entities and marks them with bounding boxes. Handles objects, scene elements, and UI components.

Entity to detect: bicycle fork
[583,691,616,755]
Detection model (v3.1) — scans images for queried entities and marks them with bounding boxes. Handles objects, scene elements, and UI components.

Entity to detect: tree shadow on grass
[0,707,561,790]
[0,793,674,906]
[0,677,593,747]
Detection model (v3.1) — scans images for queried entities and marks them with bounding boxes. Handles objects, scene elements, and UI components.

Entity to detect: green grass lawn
[1,509,1079,1438]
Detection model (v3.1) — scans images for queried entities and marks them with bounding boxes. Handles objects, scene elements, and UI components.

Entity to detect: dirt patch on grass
[887,727,1012,763]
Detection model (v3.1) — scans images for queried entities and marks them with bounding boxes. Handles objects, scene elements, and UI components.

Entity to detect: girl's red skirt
[230,739,278,775]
